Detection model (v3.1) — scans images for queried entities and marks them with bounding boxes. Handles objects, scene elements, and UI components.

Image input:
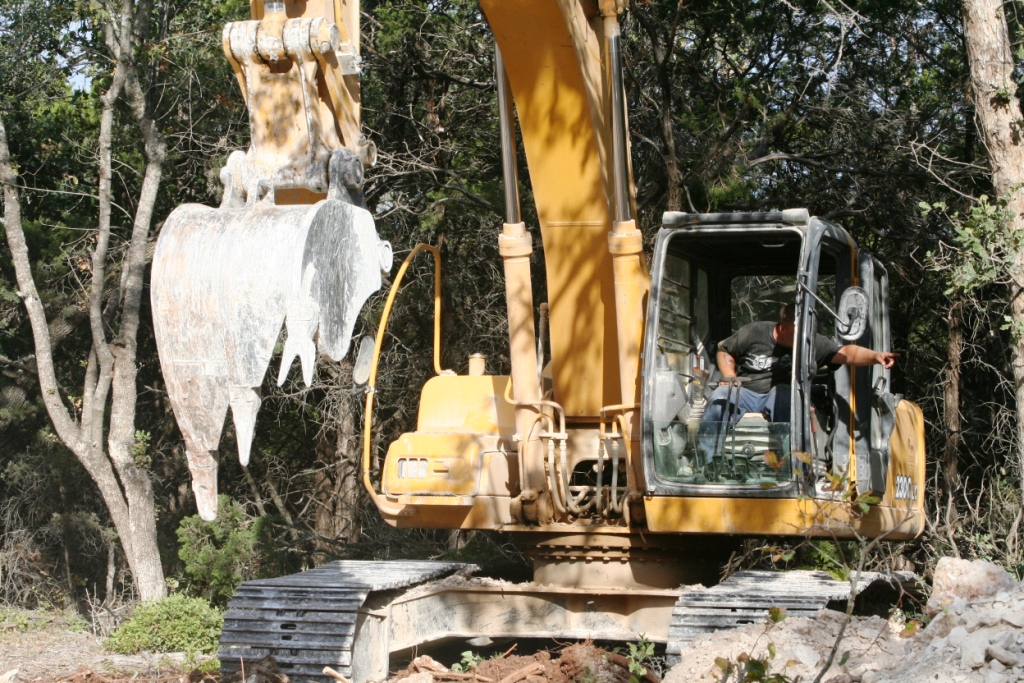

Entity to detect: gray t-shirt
[718,321,842,394]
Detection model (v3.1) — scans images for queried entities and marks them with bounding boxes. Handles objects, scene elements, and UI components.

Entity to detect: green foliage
[713,645,793,683]
[132,431,152,468]
[619,636,656,683]
[923,196,1018,297]
[0,0,77,113]
[450,650,483,672]
[176,495,265,605]
[104,594,223,655]
[799,541,852,581]
[188,655,222,673]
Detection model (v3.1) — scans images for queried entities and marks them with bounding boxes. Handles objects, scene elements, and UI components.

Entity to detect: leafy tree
[1,0,250,601]
[176,495,267,604]
[962,0,1024,496]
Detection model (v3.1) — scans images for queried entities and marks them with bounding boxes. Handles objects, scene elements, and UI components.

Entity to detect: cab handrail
[362,244,445,511]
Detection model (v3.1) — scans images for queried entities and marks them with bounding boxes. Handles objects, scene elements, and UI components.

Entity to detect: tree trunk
[0,0,169,601]
[0,114,166,601]
[963,0,1024,494]
[943,299,963,487]
[314,380,362,548]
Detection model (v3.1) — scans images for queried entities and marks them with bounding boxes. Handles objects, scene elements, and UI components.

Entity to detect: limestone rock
[400,672,434,683]
[960,631,991,669]
[1002,610,1024,628]
[409,656,448,674]
[664,560,1024,683]
[949,625,969,647]
[927,558,1017,617]
[987,645,1020,668]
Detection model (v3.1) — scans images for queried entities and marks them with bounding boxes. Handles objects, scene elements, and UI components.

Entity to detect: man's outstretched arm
[832,345,899,369]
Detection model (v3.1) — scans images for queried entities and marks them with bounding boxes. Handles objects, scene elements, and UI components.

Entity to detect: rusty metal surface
[151,197,389,520]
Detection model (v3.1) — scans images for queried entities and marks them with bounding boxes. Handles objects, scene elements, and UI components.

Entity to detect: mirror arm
[797,281,844,326]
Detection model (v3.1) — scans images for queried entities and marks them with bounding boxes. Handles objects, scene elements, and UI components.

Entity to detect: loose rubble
[389,647,640,683]
[665,558,1024,683]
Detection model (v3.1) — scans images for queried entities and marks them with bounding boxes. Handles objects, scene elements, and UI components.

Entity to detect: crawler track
[222,561,912,679]
[219,560,471,683]
[665,569,910,664]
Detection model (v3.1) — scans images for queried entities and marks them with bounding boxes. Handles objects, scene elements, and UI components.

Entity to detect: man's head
[774,304,796,347]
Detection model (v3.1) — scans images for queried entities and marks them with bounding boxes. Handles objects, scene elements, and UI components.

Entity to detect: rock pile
[664,559,1024,683]
[883,557,1024,683]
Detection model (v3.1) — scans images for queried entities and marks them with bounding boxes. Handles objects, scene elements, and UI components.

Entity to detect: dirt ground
[0,611,214,683]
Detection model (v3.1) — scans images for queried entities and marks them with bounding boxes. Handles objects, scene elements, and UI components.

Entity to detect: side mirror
[836,286,868,341]
[352,335,376,385]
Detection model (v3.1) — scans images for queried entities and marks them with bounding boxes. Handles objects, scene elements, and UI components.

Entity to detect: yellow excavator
[151,1,926,680]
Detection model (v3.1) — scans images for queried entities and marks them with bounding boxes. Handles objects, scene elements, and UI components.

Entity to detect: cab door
[791,218,852,490]
[800,230,894,496]
[642,224,806,497]
[860,253,898,495]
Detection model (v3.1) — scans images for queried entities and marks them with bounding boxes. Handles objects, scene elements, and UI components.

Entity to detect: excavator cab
[642,210,916,520]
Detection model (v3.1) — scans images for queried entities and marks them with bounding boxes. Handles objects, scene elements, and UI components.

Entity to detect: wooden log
[497,663,543,683]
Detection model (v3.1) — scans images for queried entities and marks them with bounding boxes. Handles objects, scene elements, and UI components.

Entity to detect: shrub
[177,494,265,604]
[105,594,223,655]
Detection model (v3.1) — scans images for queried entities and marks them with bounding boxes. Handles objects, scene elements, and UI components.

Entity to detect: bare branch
[0,117,83,447]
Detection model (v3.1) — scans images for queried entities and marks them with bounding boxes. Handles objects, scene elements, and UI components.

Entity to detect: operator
[701,304,898,428]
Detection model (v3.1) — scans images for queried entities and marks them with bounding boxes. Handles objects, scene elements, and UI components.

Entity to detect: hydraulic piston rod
[496,46,521,225]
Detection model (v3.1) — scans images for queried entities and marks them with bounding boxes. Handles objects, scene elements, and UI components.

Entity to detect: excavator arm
[151,0,390,520]
[484,0,646,420]
[154,0,651,522]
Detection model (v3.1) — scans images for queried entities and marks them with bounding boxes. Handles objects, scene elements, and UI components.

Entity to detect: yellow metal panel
[881,399,927,521]
[383,432,516,498]
[643,496,922,540]
[239,1,363,173]
[480,0,622,418]
[554,0,613,200]
[389,496,514,529]
[645,496,811,535]
[384,434,484,496]
[394,494,474,507]
[416,375,516,439]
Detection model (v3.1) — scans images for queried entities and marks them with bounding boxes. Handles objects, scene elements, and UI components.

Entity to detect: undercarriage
[219,560,916,683]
